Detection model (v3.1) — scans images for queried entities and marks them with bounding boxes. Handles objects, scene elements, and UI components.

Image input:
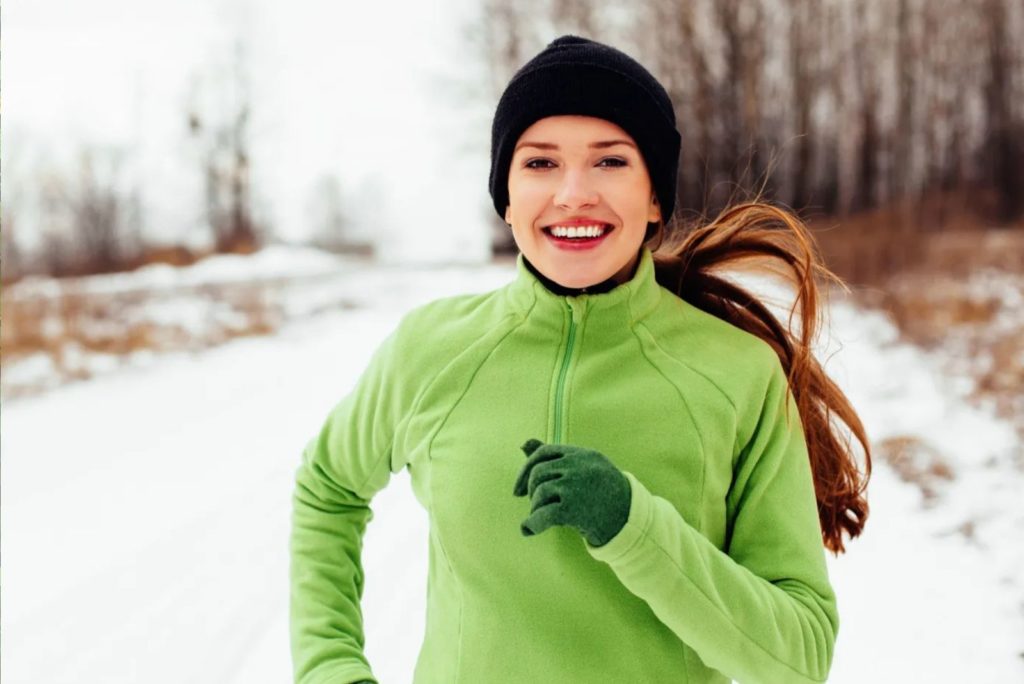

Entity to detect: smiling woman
[290,34,871,684]
[505,116,661,288]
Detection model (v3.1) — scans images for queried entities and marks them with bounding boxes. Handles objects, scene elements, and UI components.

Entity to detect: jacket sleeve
[290,322,413,684]
[583,357,839,684]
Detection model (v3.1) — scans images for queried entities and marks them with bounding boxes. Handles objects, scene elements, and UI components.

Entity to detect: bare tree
[715,0,768,196]
[1,213,24,285]
[473,0,1024,249]
[632,0,716,219]
[307,174,372,256]
[70,148,143,275]
[788,0,823,212]
[187,36,261,255]
[37,171,77,278]
[980,0,1024,222]
[549,0,599,37]
[2,130,25,283]
[475,0,549,255]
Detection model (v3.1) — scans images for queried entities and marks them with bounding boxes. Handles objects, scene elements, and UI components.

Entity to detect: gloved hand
[512,438,631,547]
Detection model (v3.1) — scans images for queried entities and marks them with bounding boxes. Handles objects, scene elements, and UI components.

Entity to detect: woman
[291,35,871,684]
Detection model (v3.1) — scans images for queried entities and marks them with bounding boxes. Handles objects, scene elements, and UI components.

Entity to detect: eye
[598,157,628,168]
[524,158,555,169]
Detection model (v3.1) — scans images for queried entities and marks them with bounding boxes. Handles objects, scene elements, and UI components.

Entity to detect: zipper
[553,297,586,442]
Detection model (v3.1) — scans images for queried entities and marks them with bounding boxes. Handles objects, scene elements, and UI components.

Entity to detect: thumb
[520,438,544,457]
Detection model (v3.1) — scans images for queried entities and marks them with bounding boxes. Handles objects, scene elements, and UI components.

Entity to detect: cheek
[607,179,652,214]
[508,178,549,215]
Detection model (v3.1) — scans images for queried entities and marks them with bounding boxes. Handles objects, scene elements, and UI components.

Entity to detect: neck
[522,254,639,296]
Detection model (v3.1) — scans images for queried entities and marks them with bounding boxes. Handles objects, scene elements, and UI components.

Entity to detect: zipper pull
[566,296,586,325]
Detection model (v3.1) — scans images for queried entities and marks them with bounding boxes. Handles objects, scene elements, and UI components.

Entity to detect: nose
[553,167,599,209]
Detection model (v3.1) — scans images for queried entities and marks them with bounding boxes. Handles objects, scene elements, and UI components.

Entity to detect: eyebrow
[513,139,637,153]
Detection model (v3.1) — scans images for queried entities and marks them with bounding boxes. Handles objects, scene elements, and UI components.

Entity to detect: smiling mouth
[542,223,614,240]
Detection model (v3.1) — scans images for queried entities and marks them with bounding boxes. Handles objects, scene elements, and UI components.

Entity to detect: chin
[545,260,614,288]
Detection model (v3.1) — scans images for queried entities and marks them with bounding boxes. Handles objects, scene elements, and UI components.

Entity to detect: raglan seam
[637,318,740,415]
[354,438,397,500]
[630,322,714,682]
[631,322,708,532]
[625,276,662,326]
[628,292,695,683]
[354,292,507,488]
[352,298,520,496]
[421,311,527,684]
[646,533,827,682]
[424,312,528,451]
[637,304,780,465]
[630,322,827,682]
[349,306,441,497]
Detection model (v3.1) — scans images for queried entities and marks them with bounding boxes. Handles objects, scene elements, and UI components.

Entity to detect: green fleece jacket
[290,246,839,684]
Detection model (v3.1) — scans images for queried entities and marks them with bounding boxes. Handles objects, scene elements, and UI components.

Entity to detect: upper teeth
[549,224,607,238]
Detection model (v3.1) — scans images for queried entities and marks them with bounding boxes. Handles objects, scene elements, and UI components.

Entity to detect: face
[505,115,661,289]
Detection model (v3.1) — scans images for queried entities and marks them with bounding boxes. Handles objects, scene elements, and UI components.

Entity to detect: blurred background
[2,0,1023,682]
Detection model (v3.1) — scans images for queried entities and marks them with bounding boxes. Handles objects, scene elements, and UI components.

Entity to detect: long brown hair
[645,200,871,555]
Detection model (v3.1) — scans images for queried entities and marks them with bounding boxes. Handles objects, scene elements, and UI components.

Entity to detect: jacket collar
[505,247,662,328]
[521,255,621,296]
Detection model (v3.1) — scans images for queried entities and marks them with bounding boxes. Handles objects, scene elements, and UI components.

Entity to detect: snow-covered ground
[0,245,515,399]
[2,253,1023,683]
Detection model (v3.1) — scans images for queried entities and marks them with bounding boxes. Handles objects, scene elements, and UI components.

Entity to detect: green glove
[512,438,631,547]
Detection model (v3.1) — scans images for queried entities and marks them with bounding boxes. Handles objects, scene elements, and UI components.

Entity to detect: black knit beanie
[488,34,681,224]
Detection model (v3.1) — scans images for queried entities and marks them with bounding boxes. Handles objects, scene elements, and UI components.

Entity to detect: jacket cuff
[305,666,377,684]
[583,470,654,563]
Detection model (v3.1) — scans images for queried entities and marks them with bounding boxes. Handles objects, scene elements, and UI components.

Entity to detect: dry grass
[869,274,1003,346]
[877,435,957,507]
[1,242,218,286]
[849,228,1024,445]
[1,280,287,399]
[809,189,1024,285]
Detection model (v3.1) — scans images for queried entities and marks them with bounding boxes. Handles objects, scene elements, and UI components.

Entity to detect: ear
[504,206,512,225]
[648,194,661,223]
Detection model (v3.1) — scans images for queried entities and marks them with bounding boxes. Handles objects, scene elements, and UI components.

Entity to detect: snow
[9,243,361,297]
[3,260,1023,683]
[1,244,516,399]
[820,303,1024,681]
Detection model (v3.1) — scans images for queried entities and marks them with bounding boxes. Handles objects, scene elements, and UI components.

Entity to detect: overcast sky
[2,0,496,262]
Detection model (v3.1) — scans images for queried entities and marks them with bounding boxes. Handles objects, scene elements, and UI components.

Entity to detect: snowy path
[2,266,1022,683]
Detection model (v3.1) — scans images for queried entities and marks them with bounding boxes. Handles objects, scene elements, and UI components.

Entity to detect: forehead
[515,115,634,148]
